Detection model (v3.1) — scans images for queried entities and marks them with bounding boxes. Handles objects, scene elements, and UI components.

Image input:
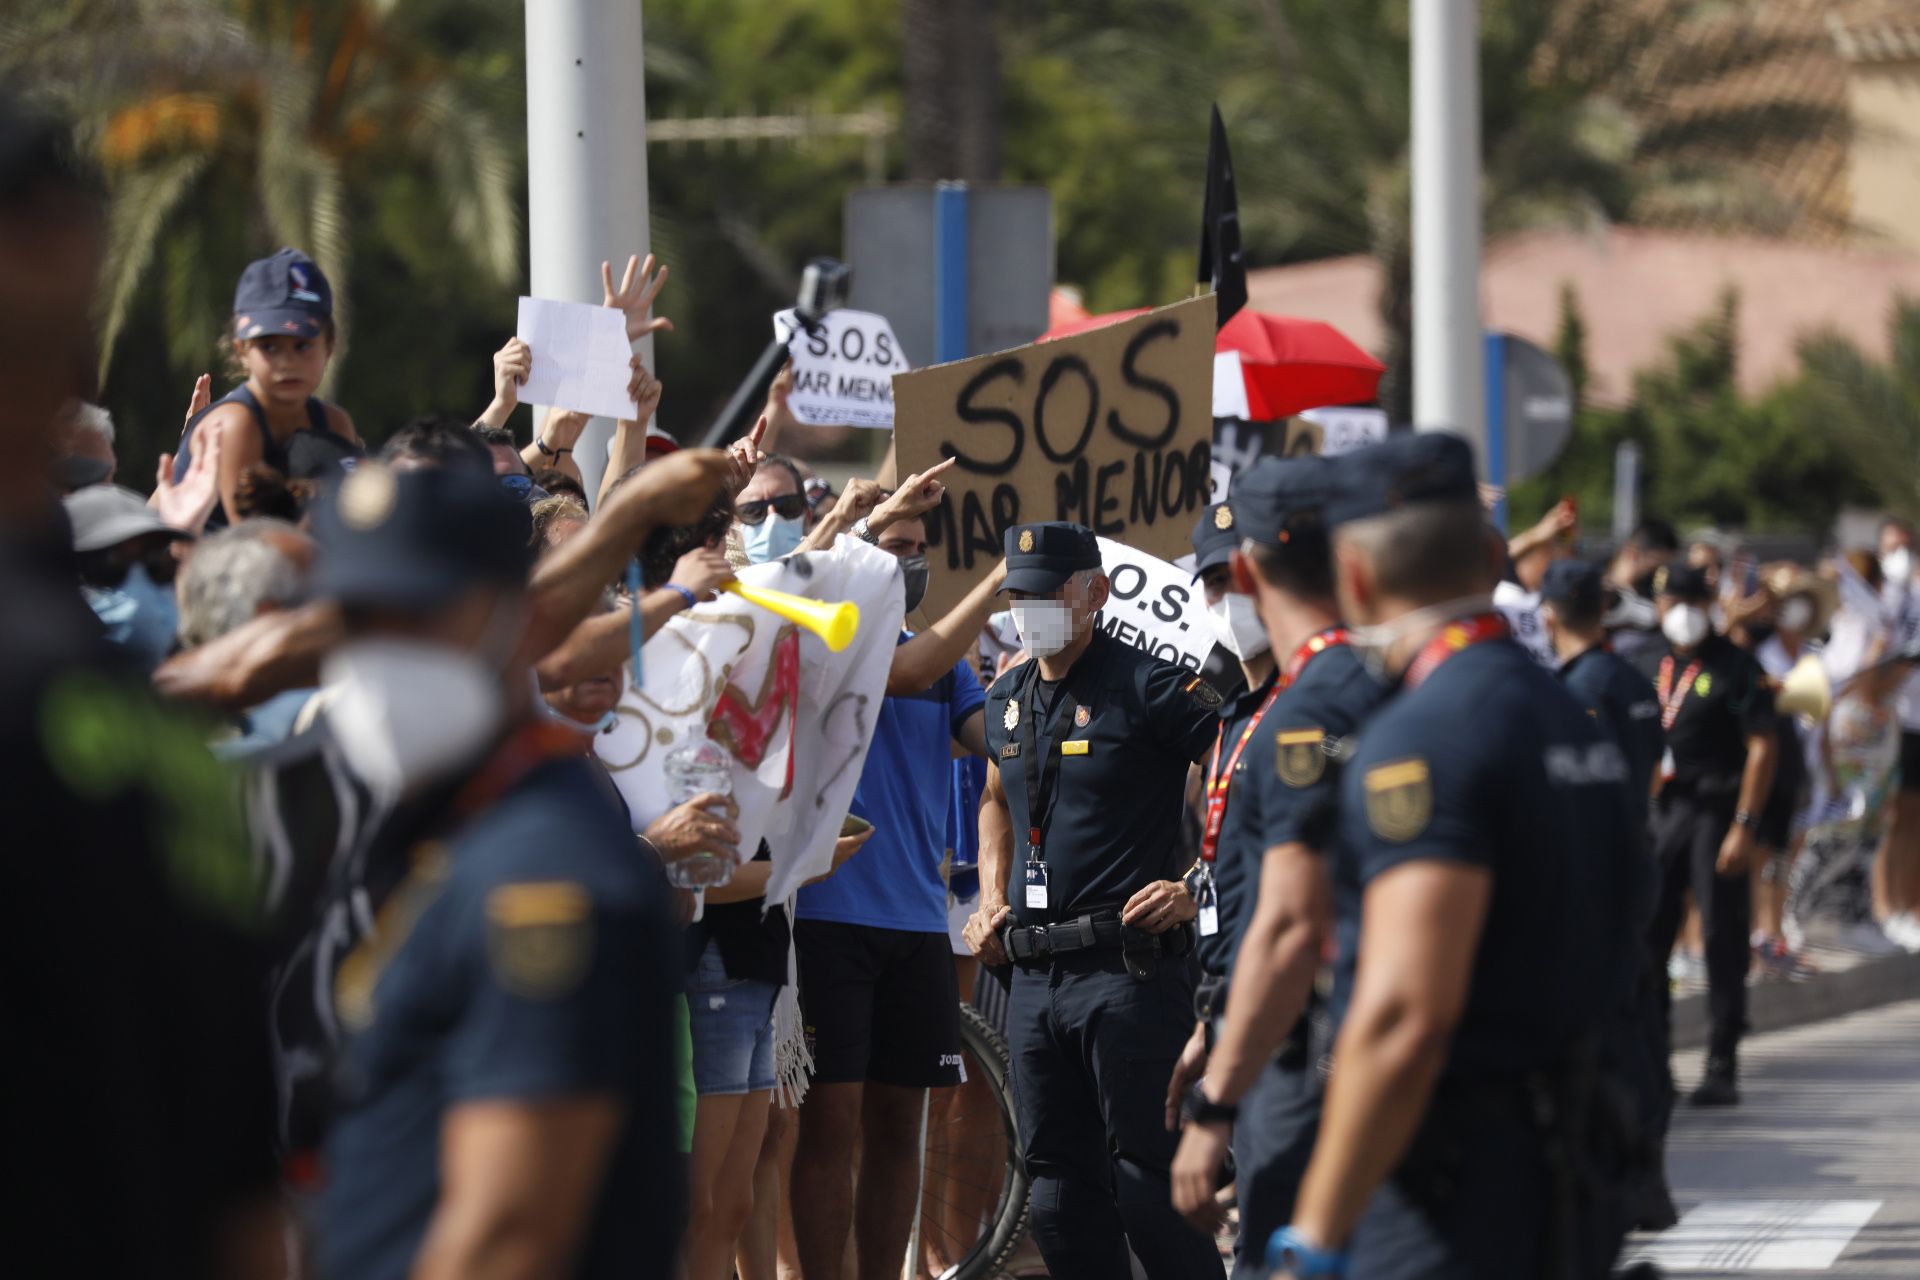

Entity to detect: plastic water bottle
[661,733,737,889]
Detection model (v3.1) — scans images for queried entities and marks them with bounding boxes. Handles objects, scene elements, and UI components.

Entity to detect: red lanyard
[1402,613,1510,691]
[1655,654,1704,731]
[449,718,582,821]
[1200,628,1348,863]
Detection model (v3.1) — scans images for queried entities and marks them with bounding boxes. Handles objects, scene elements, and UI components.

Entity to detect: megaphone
[722,581,861,652]
[1777,653,1832,722]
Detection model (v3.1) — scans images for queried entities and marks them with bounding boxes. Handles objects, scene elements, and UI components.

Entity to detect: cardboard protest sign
[1096,537,1211,671]
[774,308,910,428]
[516,297,637,420]
[894,295,1216,618]
[1208,415,1323,502]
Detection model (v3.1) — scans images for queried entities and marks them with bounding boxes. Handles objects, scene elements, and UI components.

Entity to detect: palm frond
[402,78,520,284]
[96,150,209,380]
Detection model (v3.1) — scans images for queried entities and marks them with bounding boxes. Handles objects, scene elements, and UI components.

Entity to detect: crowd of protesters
[13,83,1920,1280]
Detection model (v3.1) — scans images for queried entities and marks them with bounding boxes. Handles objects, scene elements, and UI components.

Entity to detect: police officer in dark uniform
[1168,462,1387,1279]
[962,520,1225,1278]
[1265,434,1640,1280]
[1541,557,1678,1231]
[1646,563,1777,1108]
[1,92,278,1280]
[311,460,721,1280]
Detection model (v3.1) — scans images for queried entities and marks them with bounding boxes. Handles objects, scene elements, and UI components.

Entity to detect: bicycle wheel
[917,1002,1031,1280]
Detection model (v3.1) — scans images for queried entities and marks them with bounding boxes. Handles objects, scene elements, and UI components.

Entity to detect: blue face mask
[83,562,179,672]
[740,512,805,564]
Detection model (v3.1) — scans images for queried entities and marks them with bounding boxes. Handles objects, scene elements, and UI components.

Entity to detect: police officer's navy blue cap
[233,248,332,342]
[1539,558,1605,612]
[313,461,535,611]
[1002,521,1101,595]
[1321,431,1479,529]
[1230,456,1333,549]
[1652,562,1714,603]
[1190,503,1239,578]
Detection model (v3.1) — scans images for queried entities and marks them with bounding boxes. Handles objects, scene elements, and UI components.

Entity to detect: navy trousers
[1005,952,1224,1279]
[1229,1058,1321,1279]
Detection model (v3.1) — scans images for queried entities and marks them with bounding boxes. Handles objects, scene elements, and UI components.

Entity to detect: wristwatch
[1180,1080,1238,1127]
[1265,1226,1349,1278]
[851,516,880,545]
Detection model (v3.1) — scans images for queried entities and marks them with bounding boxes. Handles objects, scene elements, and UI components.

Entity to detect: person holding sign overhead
[1166,462,1386,1278]
[963,520,1225,1279]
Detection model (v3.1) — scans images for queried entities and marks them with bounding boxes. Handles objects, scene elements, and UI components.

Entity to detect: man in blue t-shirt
[790,512,996,1280]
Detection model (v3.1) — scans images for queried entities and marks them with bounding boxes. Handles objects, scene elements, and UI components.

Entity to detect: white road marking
[1627,1200,1882,1272]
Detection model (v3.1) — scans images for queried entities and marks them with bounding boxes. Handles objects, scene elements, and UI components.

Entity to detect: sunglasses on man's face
[81,539,179,589]
[735,494,809,526]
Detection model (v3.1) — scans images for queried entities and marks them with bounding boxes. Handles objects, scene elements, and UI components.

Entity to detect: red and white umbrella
[1040,305,1384,420]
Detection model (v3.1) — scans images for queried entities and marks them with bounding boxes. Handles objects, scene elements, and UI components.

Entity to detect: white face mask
[322,638,508,799]
[1661,603,1711,650]
[1778,596,1814,633]
[1346,593,1494,682]
[1011,599,1077,658]
[1205,592,1271,660]
[1882,548,1913,591]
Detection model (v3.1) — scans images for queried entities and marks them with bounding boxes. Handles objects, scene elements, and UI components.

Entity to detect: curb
[1670,948,1920,1049]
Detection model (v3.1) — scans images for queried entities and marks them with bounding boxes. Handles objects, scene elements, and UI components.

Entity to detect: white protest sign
[1303,405,1388,456]
[1096,536,1212,671]
[516,297,637,421]
[774,308,910,429]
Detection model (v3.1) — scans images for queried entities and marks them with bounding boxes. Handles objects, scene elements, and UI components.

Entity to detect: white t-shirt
[1493,580,1556,669]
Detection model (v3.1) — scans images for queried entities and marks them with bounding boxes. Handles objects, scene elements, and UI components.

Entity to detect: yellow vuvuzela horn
[722,581,861,652]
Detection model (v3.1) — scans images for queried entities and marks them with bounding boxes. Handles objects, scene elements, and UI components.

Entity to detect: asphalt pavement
[1624,998,1920,1277]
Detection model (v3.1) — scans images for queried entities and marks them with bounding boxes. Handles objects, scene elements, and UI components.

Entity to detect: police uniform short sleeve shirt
[318,758,683,1280]
[983,630,1218,926]
[1560,646,1663,825]
[1658,634,1778,791]
[1337,640,1640,1074]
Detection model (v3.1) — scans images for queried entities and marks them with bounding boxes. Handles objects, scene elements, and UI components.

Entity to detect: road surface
[1625,998,1920,1276]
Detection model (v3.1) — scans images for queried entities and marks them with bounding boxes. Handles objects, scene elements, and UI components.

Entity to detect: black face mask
[900,554,930,613]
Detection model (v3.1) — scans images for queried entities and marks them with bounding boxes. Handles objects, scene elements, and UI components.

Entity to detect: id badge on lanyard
[1025,855,1049,909]
[1195,866,1219,936]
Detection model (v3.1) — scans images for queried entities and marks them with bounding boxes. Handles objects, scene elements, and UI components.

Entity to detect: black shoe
[1689,1058,1739,1107]
[1631,1171,1680,1231]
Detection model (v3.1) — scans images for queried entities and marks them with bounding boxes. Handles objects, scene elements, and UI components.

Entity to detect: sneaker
[1882,912,1920,952]
[1835,919,1906,956]
[1690,1058,1740,1107]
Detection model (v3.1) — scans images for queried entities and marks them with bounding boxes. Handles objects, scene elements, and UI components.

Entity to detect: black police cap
[1321,431,1479,529]
[1190,502,1238,579]
[1002,521,1101,595]
[1652,562,1714,603]
[1229,455,1333,549]
[313,461,535,611]
[1539,558,1605,613]
[233,248,333,343]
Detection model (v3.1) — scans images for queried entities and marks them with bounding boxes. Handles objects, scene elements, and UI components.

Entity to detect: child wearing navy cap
[173,247,363,528]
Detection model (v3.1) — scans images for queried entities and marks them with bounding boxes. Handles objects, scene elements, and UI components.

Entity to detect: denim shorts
[686,940,779,1096]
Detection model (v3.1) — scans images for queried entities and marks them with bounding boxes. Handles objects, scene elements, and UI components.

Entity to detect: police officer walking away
[963,520,1225,1278]
[312,456,726,1280]
[1646,563,1777,1107]
[1167,462,1386,1277]
[1266,434,1640,1280]
[1541,557,1678,1231]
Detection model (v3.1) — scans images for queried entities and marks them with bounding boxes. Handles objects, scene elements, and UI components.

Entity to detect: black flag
[1198,103,1247,329]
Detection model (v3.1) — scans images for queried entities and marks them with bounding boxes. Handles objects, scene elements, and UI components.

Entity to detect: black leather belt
[1002,906,1193,978]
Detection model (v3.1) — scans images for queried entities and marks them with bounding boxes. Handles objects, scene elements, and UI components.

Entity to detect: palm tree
[2,0,521,386]
[1793,302,1920,522]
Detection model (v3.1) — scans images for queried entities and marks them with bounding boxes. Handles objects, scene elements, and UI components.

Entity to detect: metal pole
[1613,441,1641,543]
[1411,0,1485,468]
[933,182,970,363]
[1482,332,1507,533]
[526,1,652,506]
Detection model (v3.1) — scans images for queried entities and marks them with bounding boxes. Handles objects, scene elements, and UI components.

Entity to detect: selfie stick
[697,257,850,449]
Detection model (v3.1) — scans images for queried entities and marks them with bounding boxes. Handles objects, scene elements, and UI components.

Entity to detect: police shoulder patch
[1182,676,1223,710]
[1275,727,1327,787]
[486,881,594,1000]
[1364,757,1432,842]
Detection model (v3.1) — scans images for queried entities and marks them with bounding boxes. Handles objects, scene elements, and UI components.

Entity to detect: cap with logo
[1229,455,1334,549]
[63,485,192,553]
[1538,558,1606,613]
[1322,431,1478,529]
[1002,521,1101,595]
[312,462,535,611]
[1651,562,1714,603]
[233,248,333,342]
[1189,502,1239,579]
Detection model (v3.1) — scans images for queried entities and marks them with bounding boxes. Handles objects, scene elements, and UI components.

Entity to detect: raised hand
[183,373,212,428]
[153,422,224,535]
[602,253,674,345]
[725,414,769,497]
[871,456,958,531]
[629,357,663,424]
[493,337,532,412]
